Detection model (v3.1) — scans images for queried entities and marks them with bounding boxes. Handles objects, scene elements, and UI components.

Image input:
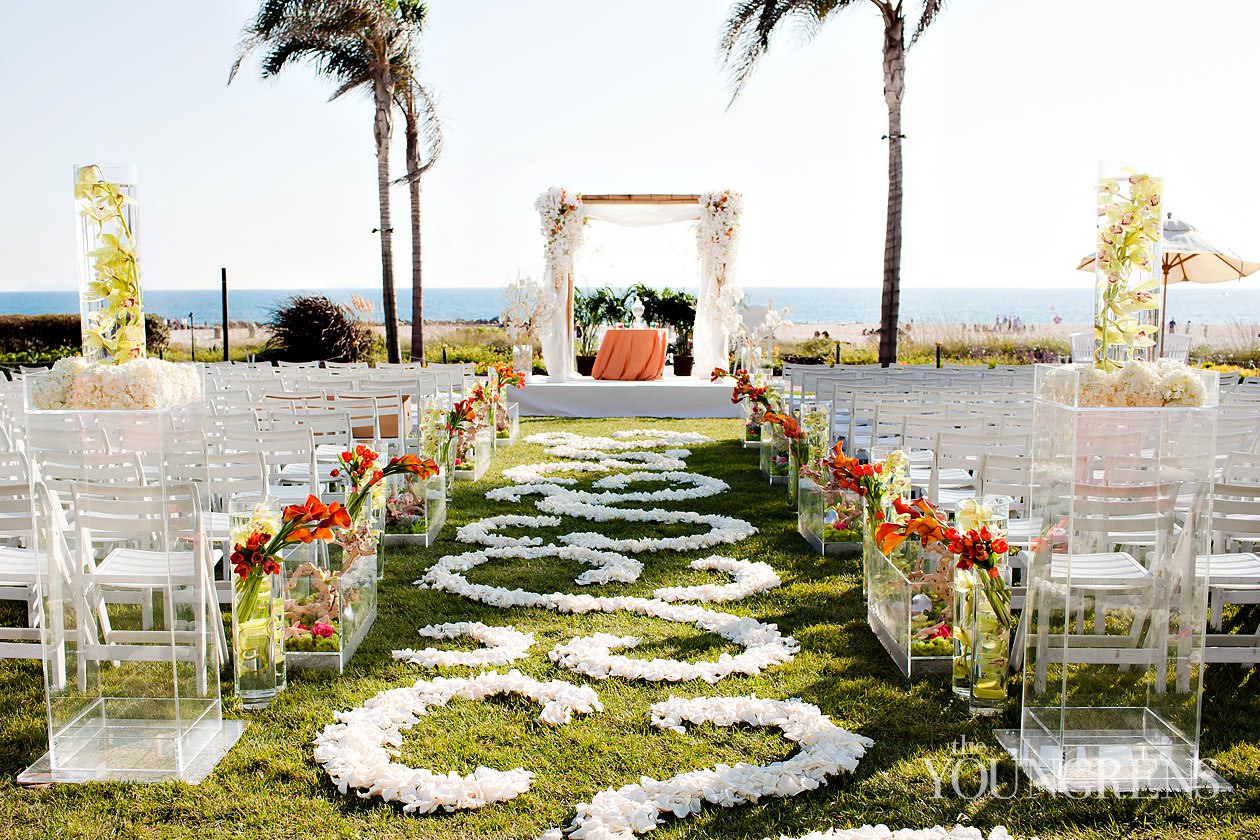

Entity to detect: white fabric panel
[583,204,700,227]
[509,378,742,419]
[538,274,574,382]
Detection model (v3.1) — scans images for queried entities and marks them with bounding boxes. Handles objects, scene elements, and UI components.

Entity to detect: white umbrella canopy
[1077,215,1260,283]
[1077,214,1260,356]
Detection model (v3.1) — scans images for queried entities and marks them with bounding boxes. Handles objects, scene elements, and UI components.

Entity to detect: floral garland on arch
[313,670,602,814]
[538,695,872,840]
[693,190,745,374]
[536,187,586,379]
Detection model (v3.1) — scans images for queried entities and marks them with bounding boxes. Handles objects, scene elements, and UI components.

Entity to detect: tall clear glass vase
[969,564,1013,716]
[1094,164,1164,368]
[787,443,804,512]
[952,567,977,699]
[74,164,145,364]
[232,567,287,709]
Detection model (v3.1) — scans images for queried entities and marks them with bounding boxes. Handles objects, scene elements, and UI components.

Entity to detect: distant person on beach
[1169,319,1177,333]
[821,330,830,339]
[813,331,821,338]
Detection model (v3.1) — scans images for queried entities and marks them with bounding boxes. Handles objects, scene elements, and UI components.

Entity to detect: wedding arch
[535,189,743,381]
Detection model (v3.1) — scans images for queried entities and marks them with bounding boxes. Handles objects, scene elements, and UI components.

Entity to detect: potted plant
[574,286,628,376]
[652,287,697,377]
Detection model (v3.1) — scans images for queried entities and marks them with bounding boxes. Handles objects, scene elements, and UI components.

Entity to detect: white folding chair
[70,481,227,692]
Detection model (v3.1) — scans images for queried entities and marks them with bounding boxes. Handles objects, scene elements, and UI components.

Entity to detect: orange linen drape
[591,328,667,381]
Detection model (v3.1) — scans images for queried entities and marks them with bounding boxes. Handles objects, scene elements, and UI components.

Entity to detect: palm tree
[323,27,442,362]
[397,77,442,362]
[722,0,945,366]
[231,0,426,364]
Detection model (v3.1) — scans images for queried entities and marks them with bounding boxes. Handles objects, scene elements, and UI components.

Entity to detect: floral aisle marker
[314,670,602,814]
[392,622,535,669]
[538,696,872,840]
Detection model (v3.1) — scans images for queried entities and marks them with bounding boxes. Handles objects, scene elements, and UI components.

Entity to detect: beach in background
[5,284,1260,328]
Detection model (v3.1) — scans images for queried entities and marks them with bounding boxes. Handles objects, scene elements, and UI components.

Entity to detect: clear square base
[18,698,246,785]
[996,707,1232,794]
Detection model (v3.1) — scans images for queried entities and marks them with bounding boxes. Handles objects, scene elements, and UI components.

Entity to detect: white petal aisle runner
[315,428,1019,839]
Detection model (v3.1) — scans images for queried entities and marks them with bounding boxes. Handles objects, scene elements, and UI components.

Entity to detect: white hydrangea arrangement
[1075,359,1207,408]
[30,356,202,411]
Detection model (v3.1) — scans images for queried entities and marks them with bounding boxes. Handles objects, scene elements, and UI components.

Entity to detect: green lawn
[2,417,1259,839]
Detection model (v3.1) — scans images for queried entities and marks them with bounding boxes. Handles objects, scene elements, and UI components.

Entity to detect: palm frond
[909,0,944,47]
[393,80,443,183]
[719,0,855,102]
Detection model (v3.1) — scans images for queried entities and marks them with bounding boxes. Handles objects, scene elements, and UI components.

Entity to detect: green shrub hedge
[0,313,169,362]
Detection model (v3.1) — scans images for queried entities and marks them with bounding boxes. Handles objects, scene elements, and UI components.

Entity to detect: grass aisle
[1,416,1259,839]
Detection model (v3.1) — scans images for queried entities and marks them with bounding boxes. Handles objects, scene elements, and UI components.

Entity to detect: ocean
[2,284,1259,326]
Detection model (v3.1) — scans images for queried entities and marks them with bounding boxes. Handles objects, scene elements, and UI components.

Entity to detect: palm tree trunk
[878,13,906,367]
[373,73,401,365]
[405,98,424,363]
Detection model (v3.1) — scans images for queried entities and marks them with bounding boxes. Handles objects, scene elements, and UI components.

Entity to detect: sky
[2,0,1260,296]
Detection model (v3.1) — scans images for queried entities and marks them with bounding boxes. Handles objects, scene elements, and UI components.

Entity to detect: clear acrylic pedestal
[996,364,1230,794]
[19,378,244,784]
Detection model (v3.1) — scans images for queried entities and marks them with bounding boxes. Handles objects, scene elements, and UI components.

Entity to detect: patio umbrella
[1076,213,1260,354]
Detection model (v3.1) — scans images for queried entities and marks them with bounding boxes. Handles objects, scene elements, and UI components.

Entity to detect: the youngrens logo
[922,737,1221,800]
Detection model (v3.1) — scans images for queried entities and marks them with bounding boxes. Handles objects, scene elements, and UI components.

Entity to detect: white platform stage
[509,374,742,419]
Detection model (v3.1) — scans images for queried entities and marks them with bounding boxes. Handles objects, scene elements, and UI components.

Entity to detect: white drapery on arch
[534,189,743,379]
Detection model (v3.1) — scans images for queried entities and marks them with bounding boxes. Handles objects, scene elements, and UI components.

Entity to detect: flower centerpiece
[1094,169,1162,369]
[75,164,145,365]
[1075,166,1209,407]
[230,495,350,707]
[874,497,956,661]
[948,498,1013,714]
[445,397,490,481]
[25,165,203,412]
[763,412,808,508]
[333,446,439,578]
[476,362,526,443]
[712,367,777,443]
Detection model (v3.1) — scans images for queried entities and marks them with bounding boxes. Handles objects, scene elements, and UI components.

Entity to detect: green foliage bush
[628,284,696,352]
[262,295,374,363]
[0,312,169,362]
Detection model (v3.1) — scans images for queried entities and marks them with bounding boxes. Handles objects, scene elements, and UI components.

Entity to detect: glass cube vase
[494,401,520,447]
[280,540,378,674]
[743,403,765,449]
[384,471,448,547]
[452,430,493,482]
[866,537,955,678]
[996,364,1228,794]
[765,425,790,486]
[797,480,863,556]
[18,399,244,785]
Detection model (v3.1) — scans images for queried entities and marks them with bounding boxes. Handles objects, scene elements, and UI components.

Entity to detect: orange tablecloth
[592,328,667,381]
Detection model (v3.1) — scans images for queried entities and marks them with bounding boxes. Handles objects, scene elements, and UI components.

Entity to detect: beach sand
[165,319,1260,356]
